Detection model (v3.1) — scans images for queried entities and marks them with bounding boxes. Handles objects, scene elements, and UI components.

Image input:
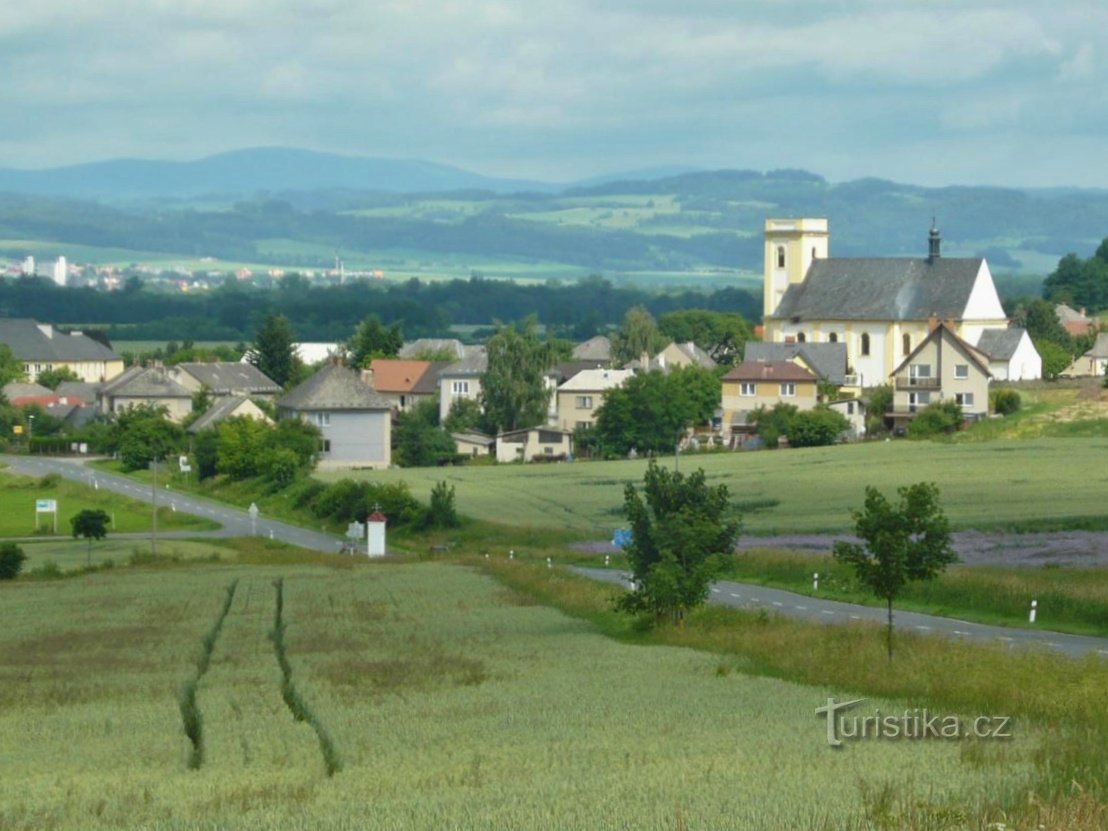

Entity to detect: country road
[573,566,1108,659]
[1,454,342,553]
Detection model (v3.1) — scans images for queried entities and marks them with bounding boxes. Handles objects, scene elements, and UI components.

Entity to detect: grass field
[0,469,216,538]
[323,437,1108,537]
[0,558,1050,829]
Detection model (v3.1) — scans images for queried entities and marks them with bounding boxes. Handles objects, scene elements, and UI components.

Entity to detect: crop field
[0,470,216,537]
[0,559,1036,830]
[326,438,1108,536]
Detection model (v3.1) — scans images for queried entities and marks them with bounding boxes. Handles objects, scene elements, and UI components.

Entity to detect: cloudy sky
[2,1,1105,187]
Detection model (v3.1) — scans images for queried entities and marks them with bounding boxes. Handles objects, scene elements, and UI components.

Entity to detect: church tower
[763,218,829,318]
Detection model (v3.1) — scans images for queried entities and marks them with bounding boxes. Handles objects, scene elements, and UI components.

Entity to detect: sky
[2,1,1106,187]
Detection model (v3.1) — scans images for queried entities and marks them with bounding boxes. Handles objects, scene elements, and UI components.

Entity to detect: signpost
[248,502,259,536]
[35,499,58,533]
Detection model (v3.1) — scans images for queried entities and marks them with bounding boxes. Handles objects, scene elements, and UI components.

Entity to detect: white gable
[962,261,1006,321]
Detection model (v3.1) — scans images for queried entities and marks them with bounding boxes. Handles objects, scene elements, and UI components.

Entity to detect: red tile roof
[722,360,819,383]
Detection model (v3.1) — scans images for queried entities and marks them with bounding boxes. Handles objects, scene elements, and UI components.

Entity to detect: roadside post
[248,502,259,536]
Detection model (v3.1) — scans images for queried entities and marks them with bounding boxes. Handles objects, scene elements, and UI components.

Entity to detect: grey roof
[107,367,192,399]
[572,335,612,361]
[99,365,145,395]
[673,341,717,370]
[2,381,54,400]
[1085,332,1108,359]
[548,360,608,382]
[411,361,453,395]
[440,348,488,377]
[771,257,984,322]
[398,338,466,359]
[188,396,265,434]
[55,380,100,403]
[277,364,391,411]
[451,430,494,445]
[975,328,1027,361]
[46,402,97,428]
[0,319,121,362]
[743,342,848,384]
[174,362,281,395]
[1055,303,1091,323]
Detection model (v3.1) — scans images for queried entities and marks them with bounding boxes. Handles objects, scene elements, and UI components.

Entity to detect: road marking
[795,605,808,611]
[772,601,783,607]
[711,588,720,594]
[820,610,835,616]
[997,636,1014,642]
[751,596,760,602]
[1098,650,1108,656]
[1046,642,1060,648]
[915,625,932,631]
[849,615,861,620]
[953,630,969,636]
[729,593,740,598]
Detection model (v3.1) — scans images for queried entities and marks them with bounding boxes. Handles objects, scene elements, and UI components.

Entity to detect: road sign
[346,521,366,540]
[35,499,58,533]
[12,425,23,435]
[612,528,632,549]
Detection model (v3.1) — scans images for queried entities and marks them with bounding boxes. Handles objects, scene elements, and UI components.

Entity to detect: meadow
[0,556,1056,830]
[325,437,1108,537]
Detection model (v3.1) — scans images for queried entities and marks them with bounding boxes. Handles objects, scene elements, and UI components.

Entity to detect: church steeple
[928,219,941,262]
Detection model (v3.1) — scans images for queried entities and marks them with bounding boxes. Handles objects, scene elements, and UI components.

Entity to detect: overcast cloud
[1,1,1105,186]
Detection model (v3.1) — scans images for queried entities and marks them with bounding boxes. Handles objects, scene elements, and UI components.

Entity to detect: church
[760,219,1041,386]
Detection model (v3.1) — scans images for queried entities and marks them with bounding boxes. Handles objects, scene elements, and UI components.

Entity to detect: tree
[393,399,457,467]
[250,313,299,387]
[658,310,753,364]
[906,401,964,438]
[480,321,551,433]
[0,543,26,580]
[864,385,893,436]
[833,483,955,660]
[788,408,849,447]
[749,402,798,448]
[71,509,110,566]
[443,397,485,434]
[348,315,403,367]
[0,344,25,387]
[34,366,80,390]
[619,462,740,626]
[1034,338,1072,380]
[1017,298,1073,346]
[216,417,270,480]
[114,406,185,471]
[612,306,668,366]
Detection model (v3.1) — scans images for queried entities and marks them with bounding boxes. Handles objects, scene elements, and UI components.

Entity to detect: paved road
[1,455,342,553]
[573,566,1108,659]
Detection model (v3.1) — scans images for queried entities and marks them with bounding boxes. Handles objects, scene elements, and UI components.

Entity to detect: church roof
[771,257,984,322]
[975,328,1027,362]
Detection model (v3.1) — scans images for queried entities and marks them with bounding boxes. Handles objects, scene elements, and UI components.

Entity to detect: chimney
[361,368,375,388]
[927,220,941,262]
[927,313,939,332]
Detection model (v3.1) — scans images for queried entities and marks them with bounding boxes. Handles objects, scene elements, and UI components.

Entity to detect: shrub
[0,543,27,580]
[37,473,62,488]
[423,480,460,529]
[990,388,1022,415]
[907,401,964,438]
[261,447,301,489]
[787,408,849,447]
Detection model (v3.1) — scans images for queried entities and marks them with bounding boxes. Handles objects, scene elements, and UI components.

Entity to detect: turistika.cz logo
[815,698,1012,747]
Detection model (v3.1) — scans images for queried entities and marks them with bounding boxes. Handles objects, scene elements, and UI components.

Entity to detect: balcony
[894,376,941,391]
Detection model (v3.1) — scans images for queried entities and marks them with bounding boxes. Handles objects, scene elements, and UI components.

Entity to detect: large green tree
[1042,242,1108,312]
[348,316,403,367]
[619,462,741,626]
[480,321,552,433]
[833,483,955,660]
[250,313,300,387]
[393,399,457,467]
[34,366,80,390]
[658,310,753,364]
[114,405,185,471]
[0,344,25,387]
[612,306,668,367]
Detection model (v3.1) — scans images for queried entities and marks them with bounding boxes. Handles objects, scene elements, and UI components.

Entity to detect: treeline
[0,275,760,342]
[1042,240,1108,313]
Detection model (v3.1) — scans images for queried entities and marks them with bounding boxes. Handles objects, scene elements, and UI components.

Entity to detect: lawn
[324,437,1108,537]
[0,559,1043,829]
[0,469,216,538]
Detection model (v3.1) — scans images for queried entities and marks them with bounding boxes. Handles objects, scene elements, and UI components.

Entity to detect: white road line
[711,588,721,594]
[729,593,740,598]
[849,615,861,620]
[915,625,932,631]
[795,605,808,611]
[1098,650,1108,656]
[821,610,835,616]
[1046,642,1060,648]
[750,596,759,602]
[772,601,783,607]
[997,636,1014,642]
[953,631,969,636]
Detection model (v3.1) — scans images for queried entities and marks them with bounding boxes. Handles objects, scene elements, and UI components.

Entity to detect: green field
[0,559,1038,829]
[322,438,1108,536]
[0,469,216,537]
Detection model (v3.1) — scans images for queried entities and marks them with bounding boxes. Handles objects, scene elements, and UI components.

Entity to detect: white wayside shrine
[367,510,387,558]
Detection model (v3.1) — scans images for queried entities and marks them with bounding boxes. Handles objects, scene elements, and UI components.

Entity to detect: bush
[308,479,424,528]
[423,480,460,529]
[261,447,301,489]
[787,408,849,447]
[0,543,27,580]
[990,388,1022,415]
[907,401,964,438]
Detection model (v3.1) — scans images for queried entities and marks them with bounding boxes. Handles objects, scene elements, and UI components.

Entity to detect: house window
[319,439,331,453]
[954,364,969,379]
[860,333,870,356]
[797,332,806,343]
[846,402,855,415]
[740,382,756,396]
[909,364,931,384]
[956,392,975,408]
[908,392,930,412]
[575,421,590,430]
[314,412,330,427]
[544,446,553,456]
[575,395,593,409]
[780,383,796,397]
[902,333,911,356]
[776,246,786,268]
[451,380,470,395]
[828,332,838,343]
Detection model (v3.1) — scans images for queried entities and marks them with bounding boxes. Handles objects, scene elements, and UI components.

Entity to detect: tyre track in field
[269,578,342,776]
[179,579,239,769]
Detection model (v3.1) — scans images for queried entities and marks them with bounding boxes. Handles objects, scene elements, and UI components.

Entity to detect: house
[761,219,1040,385]
[543,361,608,424]
[889,323,991,427]
[571,335,612,362]
[438,348,488,423]
[720,361,820,437]
[0,319,124,383]
[54,380,100,405]
[625,341,716,373]
[170,362,282,399]
[743,342,850,387]
[365,359,449,413]
[495,427,574,463]
[1056,304,1096,338]
[277,363,392,470]
[98,366,193,422]
[452,430,494,458]
[974,329,1042,381]
[399,338,467,360]
[827,398,867,439]
[555,368,634,431]
[187,396,273,434]
[2,381,58,407]
[1061,332,1108,378]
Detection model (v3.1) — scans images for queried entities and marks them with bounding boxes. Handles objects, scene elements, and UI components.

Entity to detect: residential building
[889,323,991,427]
[571,335,612,362]
[1055,304,1096,338]
[761,219,1040,385]
[974,329,1042,381]
[1061,332,1108,378]
[99,366,193,422]
[170,362,282,399]
[742,342,850,387]
[187,396,273,434]
[496,427,574,463]
[54,380,100,405]
[555,368,634,431]
[52,256,68,287]
[0,319,124,383]
[1,382,58,407]
[452,431,494,458]
[366,359,449,413]
[827,398,867,439]
[625,341,717,373]
[277,364,392,470]
[543,360,608,424]
[438,348,487,423]
[720,361,820,436]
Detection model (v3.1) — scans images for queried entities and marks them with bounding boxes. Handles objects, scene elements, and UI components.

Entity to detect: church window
[797,332,806,343]
[777,246,786,268]
[860,333,870,356]
[902,333,911,356]
[828,333,838,343]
